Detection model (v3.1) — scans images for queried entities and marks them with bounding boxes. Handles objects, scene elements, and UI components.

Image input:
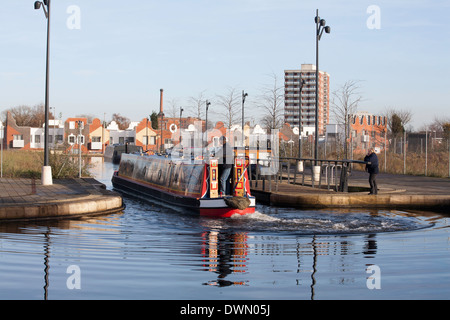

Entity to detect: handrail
[249,157,370,193]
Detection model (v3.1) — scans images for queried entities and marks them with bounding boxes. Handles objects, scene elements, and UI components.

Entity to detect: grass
[0,150,91,179]
[353,151,450,178]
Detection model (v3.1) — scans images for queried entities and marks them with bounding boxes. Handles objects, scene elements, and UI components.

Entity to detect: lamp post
[298,76,305,158]
[34,0,52,185]
[179,107,184,132]
[205,100,210,149]
[205,100,211,134]
[242,91,248,147]
[314,9,330,166]
[77,120,83,178]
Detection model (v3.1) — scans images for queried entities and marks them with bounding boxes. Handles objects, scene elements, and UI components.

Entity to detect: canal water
[0,158,449,300]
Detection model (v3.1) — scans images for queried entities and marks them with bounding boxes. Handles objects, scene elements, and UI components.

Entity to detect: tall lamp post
[314,9,330,165]
[298,76,305,158]
[205,100,211,134]
[205,100,211,144]
[179,107,184,133]
[242,91,248,147]
[34,0,52,185]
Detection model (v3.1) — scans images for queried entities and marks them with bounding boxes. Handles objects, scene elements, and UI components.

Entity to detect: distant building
[349,111,387,154]
[325,112,387,155]
[284,64,330,136]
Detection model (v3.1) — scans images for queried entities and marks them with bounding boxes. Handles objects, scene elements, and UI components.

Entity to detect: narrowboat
[104,143,143,164]
[111,153,255,218]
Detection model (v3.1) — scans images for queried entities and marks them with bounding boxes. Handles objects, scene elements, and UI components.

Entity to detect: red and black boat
[111,153,255,218]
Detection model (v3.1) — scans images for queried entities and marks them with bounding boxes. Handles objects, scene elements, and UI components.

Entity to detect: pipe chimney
[159,89,164,115]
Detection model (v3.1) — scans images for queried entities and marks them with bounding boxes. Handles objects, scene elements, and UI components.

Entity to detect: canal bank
[251,171,450,213]
[0,178,124,222]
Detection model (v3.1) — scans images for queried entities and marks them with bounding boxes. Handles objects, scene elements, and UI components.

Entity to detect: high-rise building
[284,64,330,136]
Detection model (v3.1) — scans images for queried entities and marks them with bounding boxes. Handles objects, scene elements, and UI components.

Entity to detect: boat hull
[111,154,255,218]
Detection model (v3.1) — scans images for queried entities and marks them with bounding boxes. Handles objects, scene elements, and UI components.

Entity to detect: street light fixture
[242,91,248,147]
[34,0,52,185]
[205,100,211,133]
[314,9,330,165]
[179,107,184,131]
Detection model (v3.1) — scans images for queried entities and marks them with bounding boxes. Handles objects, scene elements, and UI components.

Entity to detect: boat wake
[222,207,434,235]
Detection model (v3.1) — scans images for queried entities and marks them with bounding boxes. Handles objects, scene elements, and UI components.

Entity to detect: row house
[4,111,64,150]
[3,112,169,154]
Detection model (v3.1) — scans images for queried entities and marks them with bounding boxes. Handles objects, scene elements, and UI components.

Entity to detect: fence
[249,157,368,193]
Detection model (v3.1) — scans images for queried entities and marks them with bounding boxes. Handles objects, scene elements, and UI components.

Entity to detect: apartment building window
[35,135,41,144]
[92,136,101,143]
[13,135,23,141]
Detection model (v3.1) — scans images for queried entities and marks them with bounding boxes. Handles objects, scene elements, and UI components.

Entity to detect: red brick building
[349,112,387,154]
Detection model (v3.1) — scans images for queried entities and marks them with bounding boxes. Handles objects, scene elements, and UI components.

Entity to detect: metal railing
[249,157,369,193]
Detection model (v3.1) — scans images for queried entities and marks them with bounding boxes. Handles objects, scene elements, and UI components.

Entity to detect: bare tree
[256,73,284,133]
[384,107,413,131]
[112,113,131,130]
[76,113,96,123]
[166,98,180,119]
[383,107,414,153]
[216,87,241,129]
[331,80,363,158]
[2,104,54,127]
[188,90,207,120]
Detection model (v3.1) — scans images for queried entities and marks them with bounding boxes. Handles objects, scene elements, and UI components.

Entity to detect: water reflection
[0,157,447,300]
[201,230,249,287]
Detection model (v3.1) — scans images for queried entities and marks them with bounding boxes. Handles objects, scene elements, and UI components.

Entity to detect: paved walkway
[0,178,123,221]
[250,170,450,213]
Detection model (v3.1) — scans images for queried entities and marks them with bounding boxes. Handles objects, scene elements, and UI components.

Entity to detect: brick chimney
[159,89,164,115]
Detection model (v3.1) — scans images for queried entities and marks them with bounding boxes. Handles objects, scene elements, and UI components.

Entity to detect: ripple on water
[210,207,436,235]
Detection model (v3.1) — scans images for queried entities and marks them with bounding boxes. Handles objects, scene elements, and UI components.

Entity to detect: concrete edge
[252,189,450,212]
[0,195,124,222]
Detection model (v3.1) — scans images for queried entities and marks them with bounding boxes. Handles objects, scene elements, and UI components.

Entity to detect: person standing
[364,148,379,195]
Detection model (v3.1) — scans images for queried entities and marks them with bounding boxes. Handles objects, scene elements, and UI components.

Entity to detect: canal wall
[251,171,450,213]
[0,178,124,221]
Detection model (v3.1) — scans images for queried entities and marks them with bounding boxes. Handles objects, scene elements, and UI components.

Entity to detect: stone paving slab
[0,178,124,222]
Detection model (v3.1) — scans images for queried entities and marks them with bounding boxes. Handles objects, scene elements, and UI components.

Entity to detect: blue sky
[1,0,449,129]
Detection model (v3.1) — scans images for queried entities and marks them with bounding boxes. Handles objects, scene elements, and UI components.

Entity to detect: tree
[443,123,450,141]
[150,111,159,130]
[384,107,413,153]
[331,80,363,158]
[256,73,284,133]
[166,98,179,119]
[384,107,413,135]
[188,90,207,120]
[216,87,241,129]
[112,113,130,130]
[390,113,404,137]
[2,104,55,127]
[76,113,95,123]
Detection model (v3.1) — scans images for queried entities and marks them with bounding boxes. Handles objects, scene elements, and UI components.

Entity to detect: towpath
[0,178,123,221]
[250,170,450,212]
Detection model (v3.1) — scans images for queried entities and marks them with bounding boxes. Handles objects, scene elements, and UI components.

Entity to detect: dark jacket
[364,153,379,174]
[219,142,233,168]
